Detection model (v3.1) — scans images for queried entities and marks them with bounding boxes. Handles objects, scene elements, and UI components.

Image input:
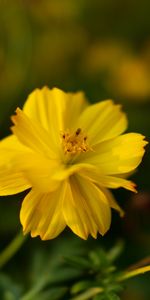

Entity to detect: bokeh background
[0,0,150,299]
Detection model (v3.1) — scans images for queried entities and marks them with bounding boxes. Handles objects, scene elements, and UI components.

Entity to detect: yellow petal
[62,180,97,239]
[78,165,137,192]
[0,135,31,195]
[63,176,111,239]
[52,162,95,181]
[13,152,61,193]
[99,176,137,193]
[23,87,87,147]
[76,100,127,146]
[20,187,66,240]
[100,187,124,217]
[11,108,56,158]
[77,165,125,216]
[14,154,94,193]
[0,167,30,195]
[81,133,147,175]
[0,134,27,151]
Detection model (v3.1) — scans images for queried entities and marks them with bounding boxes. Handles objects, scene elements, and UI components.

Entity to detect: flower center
[61,128,90,155]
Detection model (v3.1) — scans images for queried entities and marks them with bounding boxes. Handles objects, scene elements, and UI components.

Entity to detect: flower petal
[52,163,96,181]
[23,87,87,146]
[20,187,66,240]
[0,135,31,195]
[11,108,56,158]
[76,100,127,145]
[63,176,111,239]
[100,187,124,217]
[0,134,27,151]
[62,180,97,239]
[13,152,61,193]
[78,165,137,192]
[77,166,125,217]
[0,167,30,195]
[81,133,147,175]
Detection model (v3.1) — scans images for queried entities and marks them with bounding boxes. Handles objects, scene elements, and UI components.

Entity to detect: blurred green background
[0,0,150,299]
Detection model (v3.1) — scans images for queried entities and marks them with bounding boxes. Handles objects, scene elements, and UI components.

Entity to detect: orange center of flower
[61,128,90,155]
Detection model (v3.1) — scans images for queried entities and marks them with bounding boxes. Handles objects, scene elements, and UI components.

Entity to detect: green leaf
[89,249,111,271]
[70,287,103,300]
[71,280,94,295]
[107,242,124,263]
[0,273,22,300]
[33,287,68,300]
[64,255,92,270]
[94,292,121,300]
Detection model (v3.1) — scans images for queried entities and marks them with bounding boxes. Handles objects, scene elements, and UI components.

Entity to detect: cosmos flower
[0,87,147,240]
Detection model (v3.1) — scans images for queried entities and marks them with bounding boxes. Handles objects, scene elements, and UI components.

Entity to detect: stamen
[75,128,81,136]
[61,128,91,155]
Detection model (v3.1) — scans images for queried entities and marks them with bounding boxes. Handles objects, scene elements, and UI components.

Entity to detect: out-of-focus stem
[70,287,104,300]
[0,231,27,269]
[118,265,150,282]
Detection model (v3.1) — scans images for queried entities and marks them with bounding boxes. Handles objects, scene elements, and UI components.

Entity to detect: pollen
[61,128,90,155]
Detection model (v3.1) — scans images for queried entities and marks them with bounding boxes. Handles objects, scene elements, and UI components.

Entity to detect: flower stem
[20,276,49,300]
[0,231,27,269]
[70,287,104,300]
[118,265,150,282]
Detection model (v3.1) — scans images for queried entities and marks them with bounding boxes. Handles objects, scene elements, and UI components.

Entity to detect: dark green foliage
[17,243,124,300]
[0,273,22,300]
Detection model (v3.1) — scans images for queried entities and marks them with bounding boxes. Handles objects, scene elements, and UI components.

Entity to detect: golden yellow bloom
[0,87,147,240]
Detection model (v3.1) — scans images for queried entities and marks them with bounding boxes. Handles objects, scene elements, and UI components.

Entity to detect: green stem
[20,276,49,300]
[118,265,150,282]
[70,287,104,300]
[0,231,27,269]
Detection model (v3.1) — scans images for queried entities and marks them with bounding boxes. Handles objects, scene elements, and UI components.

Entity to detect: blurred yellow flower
[0,87,147,240]
[109,57,150,100]
[82,40,150,101]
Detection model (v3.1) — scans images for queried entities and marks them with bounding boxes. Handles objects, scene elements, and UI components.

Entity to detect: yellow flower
[0,87,147,240]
